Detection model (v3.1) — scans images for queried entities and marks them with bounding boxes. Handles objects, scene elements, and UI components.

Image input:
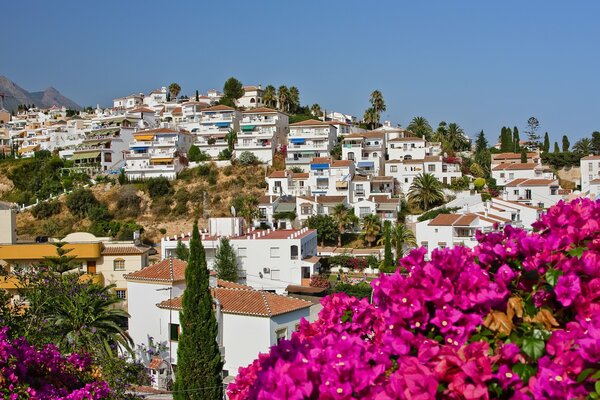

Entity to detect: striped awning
[71,151,101,161]
[215,122,230,128]
[241,125,256,132]
[134,134,155,141]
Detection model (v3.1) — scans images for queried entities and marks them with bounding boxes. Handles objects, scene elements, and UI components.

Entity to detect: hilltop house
[286,119,337,171]
[236,107,289,164]
[581,155,600,194]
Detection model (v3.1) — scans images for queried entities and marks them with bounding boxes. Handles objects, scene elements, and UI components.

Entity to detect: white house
[266,170,311,197]
[287,119,337,171]
[237,107,289,164]
[306,158,354,198]
[580,155,600,194]
[503,178,568,209]
[491,163,554,187]
[125,258,313,386]
[387,136,429,161]
[491,151,540,166]
[124,128,193,180]
[342,131,386,176]
[113,94,144,110]
[160,217,320,292]
[236,85,265,109]
[189,105,241,159]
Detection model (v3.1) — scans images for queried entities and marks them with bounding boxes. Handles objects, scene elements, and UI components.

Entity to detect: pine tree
[383,220,393,270]
[475,130,488,153]
[174,221,223,400]
[543,132,550,153]
[592,131,600,155]
[513,127,520,152]
[214,237,238,282]
[562,135,570,152]
[525,117,541,149]
[175,239,190,262]
[553,142,560,154]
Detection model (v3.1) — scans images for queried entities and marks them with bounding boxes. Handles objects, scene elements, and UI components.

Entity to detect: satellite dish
[231,206,236,217]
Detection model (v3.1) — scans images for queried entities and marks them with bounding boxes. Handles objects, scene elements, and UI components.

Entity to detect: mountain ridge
[0,75,81,112]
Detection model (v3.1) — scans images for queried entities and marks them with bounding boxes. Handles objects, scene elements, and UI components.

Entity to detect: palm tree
[332,204,358,247]
[445,123,469,153]
[361,214,382,247]
[225,129,237,151]
[49,282,133,356]
[573,138,592,155]
[263,85,277,108]
[433,121,448,143]
[363,107,378,130]
[310,103,322,118]
[369,90,386,124]
[277,86,289,112]
[407,173,444,211]
[391,223,417,260]
[407,116,433,141]
[169,83,181,99]
[288,86,300,114]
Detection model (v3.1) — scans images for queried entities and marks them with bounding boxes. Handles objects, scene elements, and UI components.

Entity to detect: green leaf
[521,337,545,360]
[596,380,600,394]
[545,267,563,287]
[577,368,595,383]
[568,246,585,259]
[523,296,537,317]
[592,370,600,381]
[513,363,536,384]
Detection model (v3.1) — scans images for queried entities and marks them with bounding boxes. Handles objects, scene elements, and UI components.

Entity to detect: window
[259,208,267,218]
[590,163,593,171]
[359,207,371,218]
[404,178,409,183]
[372,152,377,158]
[421,241,428,250]
[276,328,287,344]
[291,245,299,260]
[390,165,397,173]
[302,266,311,279]
[271,269,281,280]
[500,173,505,178]
[170,323,180,341]
[238,247,247,258]
[270,247,280,258]
[428,164,435,172]
[514,190,519,195]
[509,173,514,179]
[115,289,126,300]
[404,155,412,160]
[113,259,125,271]
[301,205,312,215]
[434,228,439,233]
[348,152,354,160]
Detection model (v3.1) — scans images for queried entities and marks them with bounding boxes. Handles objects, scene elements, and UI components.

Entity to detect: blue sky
[2,1,599,144]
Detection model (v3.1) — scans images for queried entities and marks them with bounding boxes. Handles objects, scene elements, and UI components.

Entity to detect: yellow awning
[71,151,101,161]
[134,134,155,141]
[150,157,173,164]
[0,243,103,261]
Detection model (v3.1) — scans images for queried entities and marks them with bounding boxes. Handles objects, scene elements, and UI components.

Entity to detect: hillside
[8,161,268,244]
[0,75,81,111]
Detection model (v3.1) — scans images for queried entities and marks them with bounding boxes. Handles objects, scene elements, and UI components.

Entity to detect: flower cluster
[229,198,600,399]
[0,327,110,399]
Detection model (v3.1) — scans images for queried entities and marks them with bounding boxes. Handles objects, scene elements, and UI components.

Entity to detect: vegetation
[332,204,358,247]
[433,121,470,154]
[391,222,417,260]
[332,281,372,299]
[174,221,223,399]
[188,145,211,162]
[380,220,394,272]
[363,90,386,129]
[31,199,62,219]
[305,214,337,246]
[169,82,181,98]
[407,173,445,211]
[407,116,433,141]
[361,214,382,247]
[524,116,541,148]
[417,206,461,222]
[146,177,173,199]
[237,151,260,166]
[231,194,259,226]
[66,188,99,218]
[175,239,190,261]
[222,77,245,106]
[214,237,239,282]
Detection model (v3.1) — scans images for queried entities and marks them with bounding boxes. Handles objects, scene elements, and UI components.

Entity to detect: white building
[306,158,354,198]
[580,155,600,194]
[491,151,540,166]
[287,119,337,171]
[342,131,386,176]
[236,85,265,109]
[266,170,310,197]
[416,213,508,258]
[236,107,289,164]
[125,259,312,385]
[503,178,568,209]
[190,105,241,159]
[124,128,193,180]
[491,163,554,187]
[113,94,144,110]
[144,88,168,108]
[160,218,320,293]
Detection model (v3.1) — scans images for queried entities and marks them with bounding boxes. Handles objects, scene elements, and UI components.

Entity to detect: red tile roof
[316,195,347,204]
[101,245,150,256]
[580,155,600,161]
[290,119,330,127]
[331,160,352,167]
[268,170,287,178]
[157,288,312,317]
[202,105,235,112]
[291,172,308,179]
[428,213,478,226]
[125,258,187,283]
[492,163,538,171]
[242,107,279,114]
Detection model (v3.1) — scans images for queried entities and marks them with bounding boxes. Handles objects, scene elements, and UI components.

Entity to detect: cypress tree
[383,220,393,271]
[553,142,560,154]
[214,237,239,282]
[562,135,570,152]
[195,90,199,102]
[174,221,223,400]
[520,148,527,163]
[499,127,511,152]
[513,126,520,152]
[543,132,550,153]
[175,239,190,262]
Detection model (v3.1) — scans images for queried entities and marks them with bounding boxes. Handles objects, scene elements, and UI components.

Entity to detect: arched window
[348,152,354,160]
[250,98,256,103]
[290,245,299,260]
[372,152,377,158]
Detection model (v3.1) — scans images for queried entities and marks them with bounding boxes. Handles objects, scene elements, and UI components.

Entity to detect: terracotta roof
[371,176,394,182]
[128,107,156,114]
[242,107,278,114]
[311,157,331,164]
[182,101,210,107]
[157,288,312,317]
[302,256,321,264]
[590,179,600,184]
[268,170,287,178]
[331,160,352,167]
[171,107,182,115]
[582,155,600,160]
[316,195,347,204]
[125,258,187,283]
[289,119,330,127]
[388,137,425,142]
[344,131,385,139]
[135,127,179,135]
[493,198,540,209]
[148,357,164,370]
[291,172,309,179]
[505,178,529,187]
[493,152,536,160]
[216,279,253,289]
[428,213,478,226]
[242,85,261,91]
[258,195,275,204]
[202,105,235,112]
[101,246,150,256]
[506,178,557,187]
[424,155,442,162]
[475,212,511,223]
[286,285,328,295]
[369,195,400,204]
[492,163,538,171]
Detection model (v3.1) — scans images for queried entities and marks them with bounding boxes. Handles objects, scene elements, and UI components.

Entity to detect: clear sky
[2,1,599,144]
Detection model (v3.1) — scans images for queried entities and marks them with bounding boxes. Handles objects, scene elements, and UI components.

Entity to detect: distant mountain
[0,75,81,112]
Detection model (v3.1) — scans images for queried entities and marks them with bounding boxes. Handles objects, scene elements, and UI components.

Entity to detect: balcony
[355,190,365,196]
[336,181,349,189]
[126,164,176,171]
[241,117,276,125]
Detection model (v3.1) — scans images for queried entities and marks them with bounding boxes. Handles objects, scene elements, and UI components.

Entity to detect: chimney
[209,274,217,288]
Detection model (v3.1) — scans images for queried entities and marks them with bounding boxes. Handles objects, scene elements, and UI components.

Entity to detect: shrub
[31,200,62,219]
[417,206,461,222]
[188,145,211,162]
[309,274,331,289]
[229,198,600,399]
[145,177,172,199]
[238,151,260,166]
[115,185,141,218]
[66,188,99,218]
[347,257,368,271]
[159,228,167,235]
[332,281,372,299]
[474,177,486,190]
[218,148,233,160]
[172,189,190,216]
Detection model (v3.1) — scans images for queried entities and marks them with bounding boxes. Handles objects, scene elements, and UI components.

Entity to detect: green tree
[223,77,244,101]
[391,223,417,260]
[42,243,80,275]
[361,214,382,247]
[525,117,540,149]
[543,132,550,153]
[174,221,223,400]
[474,130,491,178]
[513,126,521,152]
[288,86,300,114]
[553,142,560,154]
[520,148,528,163]
[188,145,210,162]
[363,107,378,130]
[499,127,513,152]
[304,214,336,246]
[310,103,322,118]
[407,173,445,211]
[176,239,190,261]
[146,177,172,198]
[562,135,570,152]
[407,116,433,141]
[592,131,600,155]
[231,195,259,227]
[66,188,99,218]
[277,86,289,112]
[331,204,358,247]
[214,237,238,282]
[379,220,394,271]
[475,130,488,154]
[263,85,277,108]
[169,83,181,99]
[237,151,259,165]
[573,138,592,155]
[225,129,237,152]
[369,90,386,126]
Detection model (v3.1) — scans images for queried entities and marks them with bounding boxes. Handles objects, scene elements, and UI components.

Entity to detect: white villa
[286,119,337,171]
[236,107,289,164]
[580,155,600,194]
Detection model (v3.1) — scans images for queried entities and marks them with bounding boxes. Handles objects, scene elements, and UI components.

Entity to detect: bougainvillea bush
[0,327,110,399]
[229,198,600,399]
